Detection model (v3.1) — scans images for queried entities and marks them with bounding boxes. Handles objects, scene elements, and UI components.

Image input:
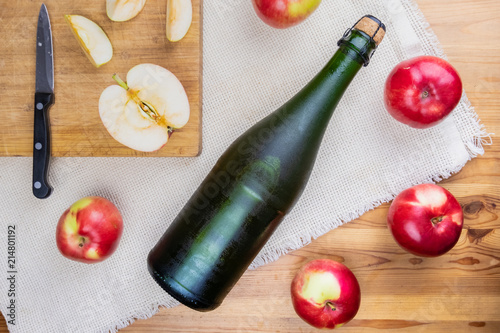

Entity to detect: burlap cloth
[0,0,490,332]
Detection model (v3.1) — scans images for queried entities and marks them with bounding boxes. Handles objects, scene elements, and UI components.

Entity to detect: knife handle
[33,92,54,199]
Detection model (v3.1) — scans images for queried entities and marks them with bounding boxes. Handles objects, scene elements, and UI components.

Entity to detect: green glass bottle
[148,15,386,311]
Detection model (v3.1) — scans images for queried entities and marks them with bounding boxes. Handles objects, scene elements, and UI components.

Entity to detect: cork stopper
[354,15,386,46]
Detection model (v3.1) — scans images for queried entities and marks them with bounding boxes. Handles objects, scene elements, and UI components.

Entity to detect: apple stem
[431,216,444,226]
[112,73,129,91]
[326,302,336,311]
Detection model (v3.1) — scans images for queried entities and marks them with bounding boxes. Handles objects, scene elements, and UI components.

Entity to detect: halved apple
[99,64,190,152]
[107,0,147,22]
[65,15,113,68]
[167,0,193,42]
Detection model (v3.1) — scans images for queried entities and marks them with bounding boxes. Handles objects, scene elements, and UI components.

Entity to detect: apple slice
[106,0,147,22]
[99,64,190,152]
[65,15,113,68]
[167,0,193,42]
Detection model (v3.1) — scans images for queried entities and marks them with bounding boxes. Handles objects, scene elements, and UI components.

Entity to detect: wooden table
[1,0,498,331]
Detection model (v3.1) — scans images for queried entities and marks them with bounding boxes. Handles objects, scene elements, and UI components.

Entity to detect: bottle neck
[283,30,378,126]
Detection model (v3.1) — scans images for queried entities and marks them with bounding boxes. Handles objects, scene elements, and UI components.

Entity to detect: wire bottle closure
[337,15,386,67]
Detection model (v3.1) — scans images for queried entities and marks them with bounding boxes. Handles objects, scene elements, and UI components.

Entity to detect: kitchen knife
[33,3,54,199]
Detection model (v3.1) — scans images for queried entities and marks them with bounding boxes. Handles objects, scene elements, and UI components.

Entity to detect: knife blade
[33,3,54,199]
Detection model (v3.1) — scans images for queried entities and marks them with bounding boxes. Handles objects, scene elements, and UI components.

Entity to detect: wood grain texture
[1,0,499,332]
[0,0,202,157]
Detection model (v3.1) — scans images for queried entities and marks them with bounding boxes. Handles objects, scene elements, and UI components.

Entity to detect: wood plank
[0,0,498,332]
[0,0,202,157]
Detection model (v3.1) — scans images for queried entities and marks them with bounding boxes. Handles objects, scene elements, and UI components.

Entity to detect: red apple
[387,184,463,257]
[252,0,322,29]
[56,196,123,264]
[384,55,463,129]
[291,259,361,329]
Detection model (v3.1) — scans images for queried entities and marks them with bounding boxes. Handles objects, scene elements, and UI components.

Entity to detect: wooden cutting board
[0,0,201,157]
